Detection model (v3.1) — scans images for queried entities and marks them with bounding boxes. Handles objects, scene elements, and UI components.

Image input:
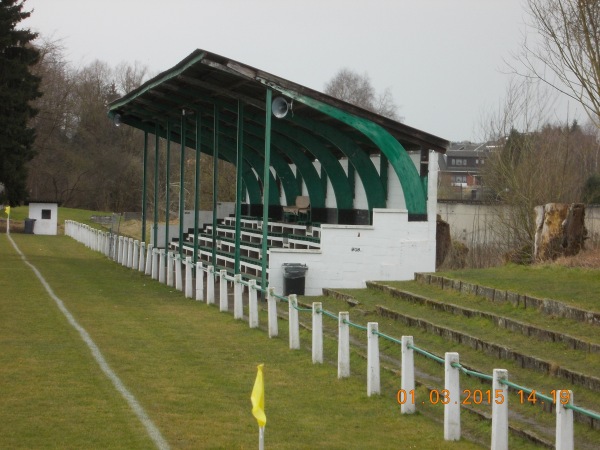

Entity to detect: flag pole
[251,364,266,450]
[259,425,264,450]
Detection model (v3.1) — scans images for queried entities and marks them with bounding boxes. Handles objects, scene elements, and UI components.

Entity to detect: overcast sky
[22,0,583,143]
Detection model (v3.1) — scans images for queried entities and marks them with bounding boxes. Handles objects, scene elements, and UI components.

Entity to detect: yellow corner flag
[251,364,266,427]
[4,206,10,216]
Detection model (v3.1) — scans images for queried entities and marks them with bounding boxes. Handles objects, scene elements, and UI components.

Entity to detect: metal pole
[165,120,171,252]
[193,110,201,264]
[261,89,272,291]
[141,131,148,243]
[212,105,220,267]
[153,125,160,249]
[234,101,244,274]
[179,111,186,258]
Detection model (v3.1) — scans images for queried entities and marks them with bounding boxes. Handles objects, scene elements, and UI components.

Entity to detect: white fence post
[151,248,159,280]
[159,250,166,284]
[145,244,153,276]
[444,352,461,441]
[138,242,146,272]
[267,287,278,338]
[127,238,134,268]
[288,294,300,350]
[195,262,204,301]
[185,257,193,298]
[121,237,128,266]
[206,265,215,305]
[175,255,183,291]
[367,322,380,396]
[312,302,323,364]
[234,274,243,319]
[248,280,259,328]
[338,312,350,378]
[117,236,123,264]
[167,252,174,287]
[556,390,574,450]
[491,369,508,450]
[401,336,416,414]
[219,270,228,311]
[132,240,139,271]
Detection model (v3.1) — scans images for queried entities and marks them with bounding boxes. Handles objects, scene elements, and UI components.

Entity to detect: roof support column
[212,105,219,267]
[165,121,171,253]
[234,101,244,275]
[141,131,148,243]
[193,111,202,264]
[179,113,186,258]
[261,89,272,291]
[153,125,160,249]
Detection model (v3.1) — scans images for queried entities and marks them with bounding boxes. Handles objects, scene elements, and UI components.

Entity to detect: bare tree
[480,79,599,262]
[513,0,600,127]
[324,68,402,121]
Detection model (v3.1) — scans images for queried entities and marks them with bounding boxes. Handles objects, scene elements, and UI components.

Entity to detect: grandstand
[108,49,449,294]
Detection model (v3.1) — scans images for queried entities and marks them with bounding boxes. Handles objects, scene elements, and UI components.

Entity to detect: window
[463,159,467,165]
[451,158,456,165]
[41,209,51,220]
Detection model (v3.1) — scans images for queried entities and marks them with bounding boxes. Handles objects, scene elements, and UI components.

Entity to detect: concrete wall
[437,202,600,245]
[28,203,58,235]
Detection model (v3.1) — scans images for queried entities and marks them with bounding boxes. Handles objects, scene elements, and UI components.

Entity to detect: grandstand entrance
[108,49,449,294]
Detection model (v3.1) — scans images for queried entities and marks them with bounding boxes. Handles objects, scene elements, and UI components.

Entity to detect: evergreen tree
[0,0,41,205]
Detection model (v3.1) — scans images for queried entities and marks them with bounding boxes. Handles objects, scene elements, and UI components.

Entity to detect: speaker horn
[272,96,290,119]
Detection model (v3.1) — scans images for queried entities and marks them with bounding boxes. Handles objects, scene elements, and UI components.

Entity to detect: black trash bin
[282,263,308,296]
[24,218,36,234]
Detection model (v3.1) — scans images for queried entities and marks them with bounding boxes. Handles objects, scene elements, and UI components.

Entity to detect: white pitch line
[7,234,170,450]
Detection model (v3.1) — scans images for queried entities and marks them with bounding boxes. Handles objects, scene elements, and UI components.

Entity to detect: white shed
[28,202,58,235]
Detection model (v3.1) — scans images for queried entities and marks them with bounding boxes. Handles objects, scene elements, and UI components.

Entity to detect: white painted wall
[28,203,58,235]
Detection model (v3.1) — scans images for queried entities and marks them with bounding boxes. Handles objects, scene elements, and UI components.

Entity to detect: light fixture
[113,113,121,127]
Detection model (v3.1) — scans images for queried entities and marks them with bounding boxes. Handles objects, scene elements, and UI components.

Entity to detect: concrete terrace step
[366,281,600,355]
[321,286,600,436]
[416,273,600,325]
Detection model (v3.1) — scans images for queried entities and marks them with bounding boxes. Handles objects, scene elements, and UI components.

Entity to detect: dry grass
[553,246,600,268]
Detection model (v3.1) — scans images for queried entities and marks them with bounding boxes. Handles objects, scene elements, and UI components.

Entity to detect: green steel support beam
[380,153,389,200]
[261,89,272,291]
[347,161,355,199]
[195,125,262,204]
[165,121,171,253]
[179,113,186,258]
[141,131,148,243]
[275,125,353,209]
[290,114,386,211]
[320,165,328,202]
[234,101,244,274]
[193,111,201,264]
[212,106,219,267]
[233,110,327,207]
[153,125,160,249]
[262,85,428,214]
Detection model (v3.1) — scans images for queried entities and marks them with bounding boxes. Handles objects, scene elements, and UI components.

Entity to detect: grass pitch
[0,233,480,449]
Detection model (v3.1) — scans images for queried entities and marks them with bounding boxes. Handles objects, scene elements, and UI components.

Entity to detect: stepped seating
[168,215,320,280]
[321,280,600,447]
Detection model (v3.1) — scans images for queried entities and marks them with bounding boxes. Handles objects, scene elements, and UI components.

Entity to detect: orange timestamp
[396,389,571,405]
